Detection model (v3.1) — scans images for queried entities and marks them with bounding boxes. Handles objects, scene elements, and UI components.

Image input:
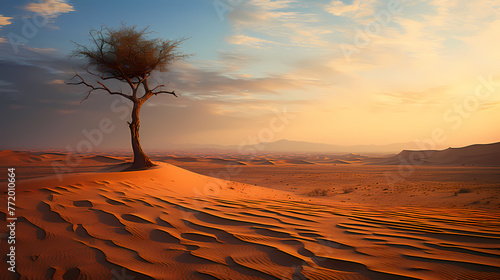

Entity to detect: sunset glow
[1,0,499,150]
[1,2,500,279]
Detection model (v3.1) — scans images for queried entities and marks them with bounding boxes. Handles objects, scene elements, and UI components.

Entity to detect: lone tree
[69,25,188,169]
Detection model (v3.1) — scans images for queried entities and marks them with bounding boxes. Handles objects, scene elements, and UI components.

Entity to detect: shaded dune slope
[377,142,500,166]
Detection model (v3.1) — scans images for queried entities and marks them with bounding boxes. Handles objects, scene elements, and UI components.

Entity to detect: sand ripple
[10,165,500,280]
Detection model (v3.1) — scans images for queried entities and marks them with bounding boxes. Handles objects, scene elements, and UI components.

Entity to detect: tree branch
[67,70,133,102]
[139,81,177,102]
[153,90,177,97]
[150,84,165,92]
[84,68,121,81]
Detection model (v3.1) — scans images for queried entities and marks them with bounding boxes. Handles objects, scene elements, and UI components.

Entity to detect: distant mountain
[171,139,425,155]
[374,142,500,166]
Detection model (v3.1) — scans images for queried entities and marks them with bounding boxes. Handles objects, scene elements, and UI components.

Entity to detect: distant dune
[329,159,350,164]
[0,150,44,164]
[376,142,500,166]
[249,159,275,165]
[205,157,246,165]
[86,155,125,163]
[164,156,200,163]
[173,139,425,154]
[279,159,314,164]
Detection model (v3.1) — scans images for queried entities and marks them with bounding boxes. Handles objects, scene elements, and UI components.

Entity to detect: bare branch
[153,90,177,97]
[151,84,165,92]
[139,79,176,101]
[84,68,120,81]
[96,81,132,99]
[67,70,133,102]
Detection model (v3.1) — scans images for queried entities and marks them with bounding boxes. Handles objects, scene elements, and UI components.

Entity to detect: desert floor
[167,161,500,210]
[0,150,499,280]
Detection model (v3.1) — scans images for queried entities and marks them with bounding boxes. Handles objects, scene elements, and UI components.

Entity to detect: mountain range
[376,142,500,166]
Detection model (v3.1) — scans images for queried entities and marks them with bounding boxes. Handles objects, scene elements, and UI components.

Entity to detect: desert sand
[1,150,500,279]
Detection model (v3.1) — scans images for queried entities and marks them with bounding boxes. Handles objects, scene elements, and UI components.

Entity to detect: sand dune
[152,156,200,163]
[147,151,370,166]
[0,150,45,165]
[1,153,499,279]
[378,142,500,166]
[85,155,126,164]
[327,159,351,164]
[249,159,275,165]
[205,157,246,166]
[278,159,314,165]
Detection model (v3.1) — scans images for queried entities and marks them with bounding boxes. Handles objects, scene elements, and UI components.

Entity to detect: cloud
[324,0,377,18]
[0,14,14,42]
[227,0,327,48]
[374,86,451,108]
[478,101,500,111]
[217,50,257,72]
[0,79,17,93]
[424,0,500,32]
[166,62,322,102]
[0,15,13,26]
[29,47,58,53]
[226,34,280,48]
[23,0,75,18]
[228,0,297,28]
[375,18,443,59]
[326,0,360,16]
[0,44,72,74]
[47,79,65,84]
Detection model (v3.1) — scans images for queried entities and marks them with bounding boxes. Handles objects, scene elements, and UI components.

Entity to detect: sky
[0,0,499,152]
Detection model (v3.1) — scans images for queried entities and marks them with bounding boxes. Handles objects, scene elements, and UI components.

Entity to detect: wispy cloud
[226,34,280,48]
[325,0,377,18]
[227,0,327,48]
[374,86,451,107]
[23,0,75,19]
[228,0,297,28]
[169,62,323,101]
[479,101,500,111]
[47,79,65,85]
[0,15,13,26]
[0,14,14,43]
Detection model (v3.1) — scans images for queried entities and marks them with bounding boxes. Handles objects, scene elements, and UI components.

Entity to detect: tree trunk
[129,101,154,169]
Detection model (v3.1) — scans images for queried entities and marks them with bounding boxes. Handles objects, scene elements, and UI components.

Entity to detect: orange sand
[0,151,499,279]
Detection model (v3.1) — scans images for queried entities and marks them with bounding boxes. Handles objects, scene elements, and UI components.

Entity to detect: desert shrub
[308,188,329,196]
[456,187,472,194]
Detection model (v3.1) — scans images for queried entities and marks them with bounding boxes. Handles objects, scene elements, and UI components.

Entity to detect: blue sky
[1,0,500,151]
[1,0,228,60]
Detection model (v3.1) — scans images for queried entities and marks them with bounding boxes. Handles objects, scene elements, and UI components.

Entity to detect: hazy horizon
[3,138,499,156]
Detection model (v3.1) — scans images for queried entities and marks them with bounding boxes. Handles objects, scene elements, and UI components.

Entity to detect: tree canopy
[73,24,188,83]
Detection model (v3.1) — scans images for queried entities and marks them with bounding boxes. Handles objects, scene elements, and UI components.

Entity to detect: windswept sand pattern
[2,163,499,280]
